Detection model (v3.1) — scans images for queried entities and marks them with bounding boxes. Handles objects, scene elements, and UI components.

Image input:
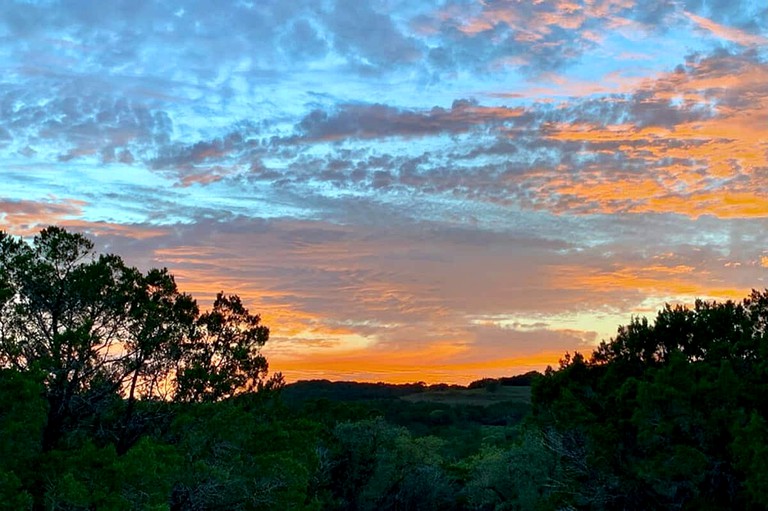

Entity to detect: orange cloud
[685,11,768,47]
[526,53,768,219]
[0,198,86,234]
[0,199,169,240]
[444,0,633,38]
[512,70,652,98]
[550,263,751,303]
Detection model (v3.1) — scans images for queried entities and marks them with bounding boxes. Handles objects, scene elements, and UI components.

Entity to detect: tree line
[2,227,768,510]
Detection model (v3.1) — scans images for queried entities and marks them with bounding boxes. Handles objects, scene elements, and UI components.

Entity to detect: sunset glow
[1,0,766,383]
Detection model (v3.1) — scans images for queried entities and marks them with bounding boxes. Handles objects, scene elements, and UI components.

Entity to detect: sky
[1,0,767,383]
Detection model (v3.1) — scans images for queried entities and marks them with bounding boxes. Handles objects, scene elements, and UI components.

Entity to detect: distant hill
[282,379,434,403]
[282,372,541,406]
[468,370,542,388]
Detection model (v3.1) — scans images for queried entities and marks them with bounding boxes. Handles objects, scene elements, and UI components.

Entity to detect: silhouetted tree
[174,291,282,403]
[532,290,768,510]
[0,227,279,452]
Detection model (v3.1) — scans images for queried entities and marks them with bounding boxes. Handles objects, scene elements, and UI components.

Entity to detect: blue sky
[1,0,767,382]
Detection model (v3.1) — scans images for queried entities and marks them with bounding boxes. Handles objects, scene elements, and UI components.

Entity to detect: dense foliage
[2,227,768,510]
[532,291,768,510]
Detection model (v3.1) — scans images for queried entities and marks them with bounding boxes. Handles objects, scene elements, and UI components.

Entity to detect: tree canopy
[0,227,280,451]
[531,290,768,510]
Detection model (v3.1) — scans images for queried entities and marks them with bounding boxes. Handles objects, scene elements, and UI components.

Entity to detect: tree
[0,226,279,451]
[167,399,322,511]
[532,290,768,509]
[328,417,454,511]
[464,428,570,511]
[0,369,47,510]
[174,292,281,403]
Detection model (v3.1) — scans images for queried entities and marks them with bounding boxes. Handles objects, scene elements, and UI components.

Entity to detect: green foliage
[0,369,46,507]
[0,471,33,511]
[464,428,566,511]
[39,438,181,511]
[168,399,322,510]
[327,417,455,511]
[532,290,768,510]
[0,369,46,469]
[733,412,768,507]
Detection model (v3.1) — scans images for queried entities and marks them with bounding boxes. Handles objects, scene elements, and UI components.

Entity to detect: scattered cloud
[2,0,767,382]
